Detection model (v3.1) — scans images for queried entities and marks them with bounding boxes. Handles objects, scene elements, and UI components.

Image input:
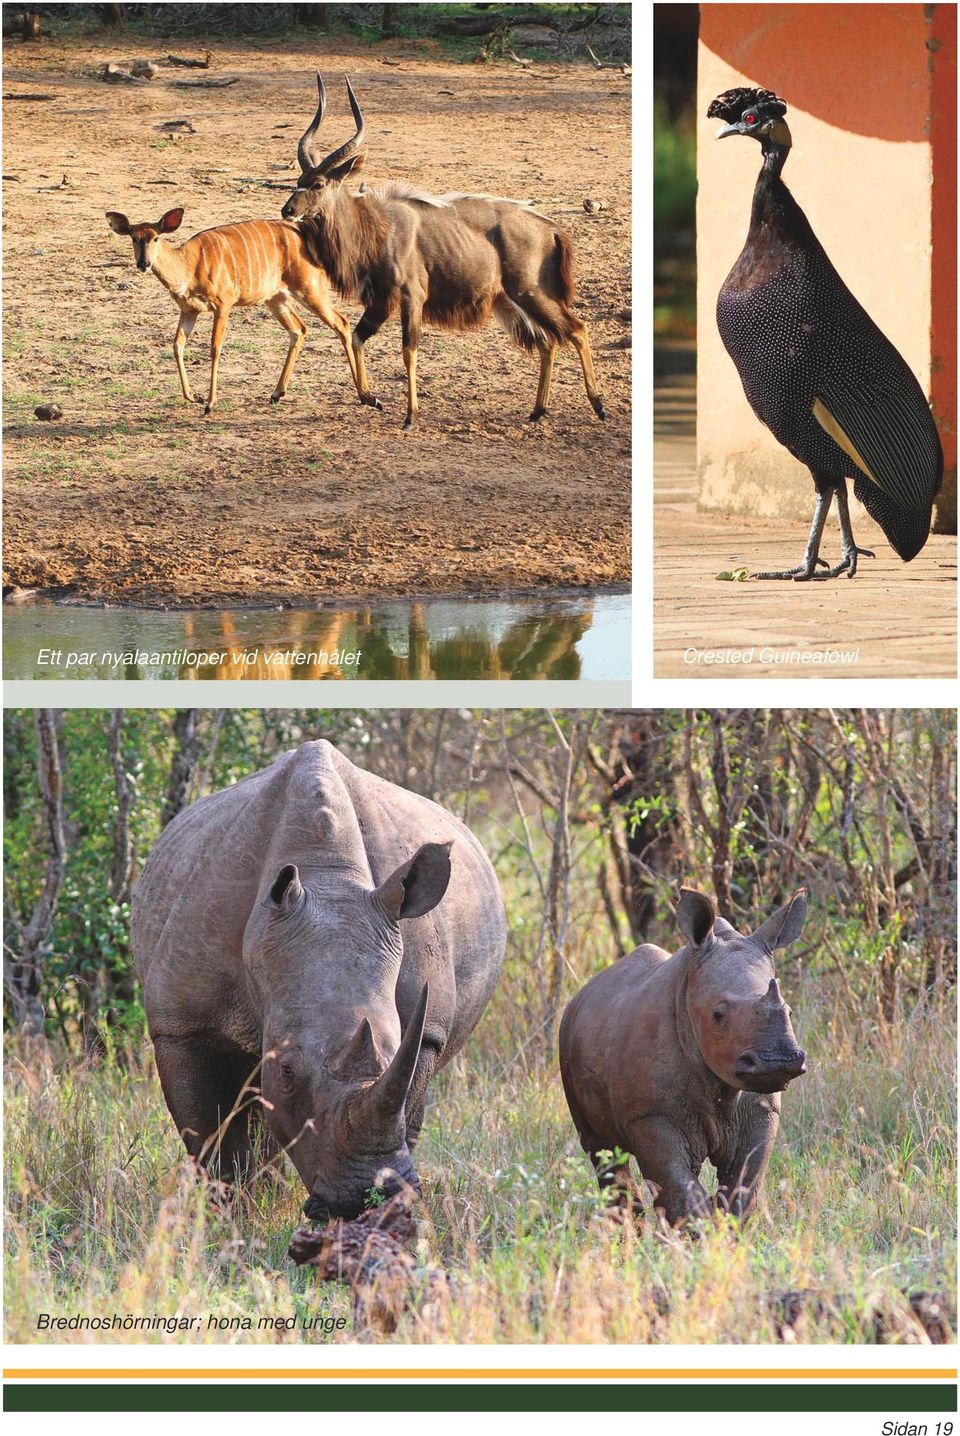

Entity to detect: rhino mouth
[740,1071,794,1094]
[735,1049,807,1093]
[302,1166,420,1224]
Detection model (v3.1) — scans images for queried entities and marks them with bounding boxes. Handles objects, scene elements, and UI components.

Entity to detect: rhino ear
[374,841,452,922]
[266,863,303,910]
[677,887,716,948]
[752,890,807,951]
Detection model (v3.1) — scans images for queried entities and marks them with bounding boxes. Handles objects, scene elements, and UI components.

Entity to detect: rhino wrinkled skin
[559,887,807,1226]
[131,739,506,1221]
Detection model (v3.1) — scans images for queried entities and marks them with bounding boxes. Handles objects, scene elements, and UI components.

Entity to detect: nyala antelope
[105,207,360,413]
[281,75,606,431]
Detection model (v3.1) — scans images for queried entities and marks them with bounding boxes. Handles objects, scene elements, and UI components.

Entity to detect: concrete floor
[654,342,957,680]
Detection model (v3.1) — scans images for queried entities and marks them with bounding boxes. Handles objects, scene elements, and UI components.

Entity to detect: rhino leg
[627,1117,713,1227]
[591,1150,645,1217]
[154,1036,264,1183]
[715,1095,780,1223]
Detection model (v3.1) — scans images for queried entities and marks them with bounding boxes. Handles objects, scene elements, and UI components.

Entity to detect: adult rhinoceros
[131,738,506,1221]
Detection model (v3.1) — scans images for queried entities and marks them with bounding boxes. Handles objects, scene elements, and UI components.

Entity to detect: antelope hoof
[402,416,416,433]
[528,406,547,423]
[203,403,214,416]
[269,391,284,405]
[593,398,607,421]
[360,394,384,412]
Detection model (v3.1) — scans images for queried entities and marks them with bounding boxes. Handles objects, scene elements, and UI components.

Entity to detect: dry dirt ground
[2,33,631,606]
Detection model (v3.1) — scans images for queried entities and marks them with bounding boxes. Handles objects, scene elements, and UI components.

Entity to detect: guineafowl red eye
[744,112,758,125]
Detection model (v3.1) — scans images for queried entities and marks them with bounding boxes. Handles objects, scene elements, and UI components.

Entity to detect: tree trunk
[108,710,135,906]
[162,709,201,827]
[610,712,678,941]
[4,710,66,1034]
[297,3,330,29]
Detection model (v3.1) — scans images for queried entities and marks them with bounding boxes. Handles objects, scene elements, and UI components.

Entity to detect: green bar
[3,1382,957,1414]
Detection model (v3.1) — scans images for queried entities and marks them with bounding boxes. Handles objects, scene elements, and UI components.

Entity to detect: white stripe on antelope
[281,75,606,431]
[105,208,362,414]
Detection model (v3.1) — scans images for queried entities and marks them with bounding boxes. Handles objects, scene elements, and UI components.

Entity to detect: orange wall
[930,1,957,531]
[696,4,956,529]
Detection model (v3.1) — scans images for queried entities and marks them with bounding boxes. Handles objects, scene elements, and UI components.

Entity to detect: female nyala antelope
[105,207,359,413]
[280,75,606,431]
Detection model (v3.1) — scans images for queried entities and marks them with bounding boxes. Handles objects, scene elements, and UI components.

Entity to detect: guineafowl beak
[715,122,743,139]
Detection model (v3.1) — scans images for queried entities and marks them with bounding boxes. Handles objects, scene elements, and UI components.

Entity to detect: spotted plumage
[707,87,943,579]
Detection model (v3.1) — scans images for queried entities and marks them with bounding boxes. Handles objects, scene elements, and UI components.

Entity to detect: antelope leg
[569,316,605,420]
[266,296,307,403]
[205,307,230,416]
[400,294,423,432]
[173,309,200,404]
[299,275,361,399]
[351,304,389,412]
[529,343,555,422]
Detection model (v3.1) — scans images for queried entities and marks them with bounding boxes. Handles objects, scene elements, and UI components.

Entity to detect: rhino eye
[279,1061,297,1089]
[712,1006,727,1024]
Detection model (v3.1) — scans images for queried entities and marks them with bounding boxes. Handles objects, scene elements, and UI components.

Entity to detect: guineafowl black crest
[707,88,787,124]
[708,83,943,579]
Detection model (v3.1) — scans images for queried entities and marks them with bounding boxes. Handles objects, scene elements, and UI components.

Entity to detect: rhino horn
[374,982,429,1115]
[351,983,429,1142]
[329,1016,383,1081]
[761,977,784,1006]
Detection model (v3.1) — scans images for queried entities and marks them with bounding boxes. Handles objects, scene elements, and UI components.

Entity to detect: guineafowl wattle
[707,87,943,580]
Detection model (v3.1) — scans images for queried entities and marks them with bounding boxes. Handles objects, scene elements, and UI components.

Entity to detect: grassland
[5,981,955,1345]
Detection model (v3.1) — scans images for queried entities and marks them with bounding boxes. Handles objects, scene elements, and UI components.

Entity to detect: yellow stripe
[812,397,881,485]
[4,1368,957,1381]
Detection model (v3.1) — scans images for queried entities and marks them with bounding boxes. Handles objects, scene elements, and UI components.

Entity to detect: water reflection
[4,593,630,681]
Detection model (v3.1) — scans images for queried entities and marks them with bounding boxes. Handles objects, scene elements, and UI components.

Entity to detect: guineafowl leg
[808,482,876,580]
[754,487,833,580]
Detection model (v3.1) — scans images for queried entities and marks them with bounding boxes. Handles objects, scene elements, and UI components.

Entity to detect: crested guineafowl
[707,87,943,579]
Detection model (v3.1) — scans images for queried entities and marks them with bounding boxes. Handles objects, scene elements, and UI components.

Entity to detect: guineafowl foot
[807,545,875,581]
[753,558,830,581]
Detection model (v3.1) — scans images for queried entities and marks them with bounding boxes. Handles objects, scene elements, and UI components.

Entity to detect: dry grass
[4,983,955,1346]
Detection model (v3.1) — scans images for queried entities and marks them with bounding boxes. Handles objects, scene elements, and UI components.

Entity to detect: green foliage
[653,95,696,238]
[5,708,956,1051]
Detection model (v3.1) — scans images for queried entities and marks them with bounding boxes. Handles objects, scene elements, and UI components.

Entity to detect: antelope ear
[374,842,452,922]
[326,153,364,184]
[265,863,303,911]
[752,890,807,951]
[159,207,185,233]
[677,887,716,948]
[106,211,131,235]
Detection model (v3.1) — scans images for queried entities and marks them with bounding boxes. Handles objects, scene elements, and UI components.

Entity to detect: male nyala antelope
[281,75,606,431]
[105,207,359,413]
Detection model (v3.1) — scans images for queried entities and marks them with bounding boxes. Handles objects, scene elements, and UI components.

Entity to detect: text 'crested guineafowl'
[707,87,943,580]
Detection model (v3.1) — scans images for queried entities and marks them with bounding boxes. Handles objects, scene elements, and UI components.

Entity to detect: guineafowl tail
[853,477,938,562]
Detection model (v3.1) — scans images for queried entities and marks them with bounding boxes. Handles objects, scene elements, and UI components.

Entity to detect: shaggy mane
[297,191,390,301]
[365,181,450,209]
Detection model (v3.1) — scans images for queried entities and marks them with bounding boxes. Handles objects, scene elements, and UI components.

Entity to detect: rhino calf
[131,739,506,1222]
[559,888,807,1226]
